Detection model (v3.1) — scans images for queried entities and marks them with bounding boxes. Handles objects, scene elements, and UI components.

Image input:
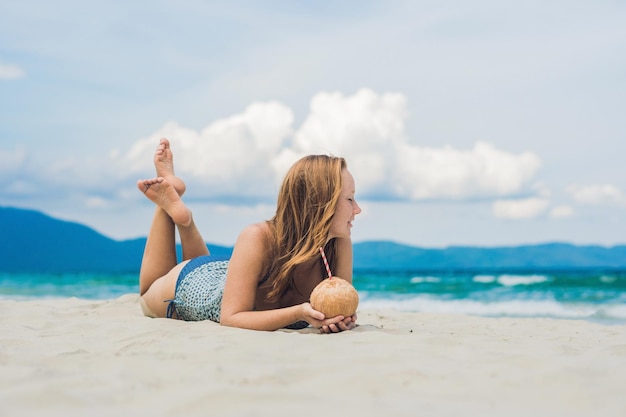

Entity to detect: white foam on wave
[497,274,550,286]
[358,295,625,322]
[594,303,626,321]
[599,275,618,283]
[410,276,442,284]
[473,275,497,284]
[472,274,550,286]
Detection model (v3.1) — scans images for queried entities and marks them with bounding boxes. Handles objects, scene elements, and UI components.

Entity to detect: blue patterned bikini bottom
[166,255,229,322]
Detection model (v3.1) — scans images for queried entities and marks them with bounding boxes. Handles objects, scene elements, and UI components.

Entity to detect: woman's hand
[319,313,357,334]
[301,303,357,333]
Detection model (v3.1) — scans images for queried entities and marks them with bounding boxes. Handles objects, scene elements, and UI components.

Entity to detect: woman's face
[329,168,361,240]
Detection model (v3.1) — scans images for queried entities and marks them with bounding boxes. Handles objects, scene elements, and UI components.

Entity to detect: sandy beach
[1,294,625,417]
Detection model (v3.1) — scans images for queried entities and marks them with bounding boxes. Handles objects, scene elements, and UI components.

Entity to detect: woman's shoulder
[232,222,274,277]
[234,222,274,252]
[239,221,271,240]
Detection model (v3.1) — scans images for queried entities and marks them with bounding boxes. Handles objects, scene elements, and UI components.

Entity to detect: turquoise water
[0,272,138,300]
[356,270,626,324]
[1,270,625,324]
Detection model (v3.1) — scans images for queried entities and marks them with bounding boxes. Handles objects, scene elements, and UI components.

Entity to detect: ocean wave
[472,274,551,286]
[499,275,550,286]
[410,276,442,284]
[358,295,626,323]
[473,275,497,283]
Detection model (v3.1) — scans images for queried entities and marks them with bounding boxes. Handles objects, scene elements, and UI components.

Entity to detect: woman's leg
[138,206,177,296]
[153,138,209,260]
[178,221,210,261]
[137,179,211,317]
[137,178,194,317]
[138,138,199,295]
[136,139,210,317]
[137,203,181,318]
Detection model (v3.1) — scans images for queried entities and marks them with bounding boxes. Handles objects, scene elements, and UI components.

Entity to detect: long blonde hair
[265,155,346,301]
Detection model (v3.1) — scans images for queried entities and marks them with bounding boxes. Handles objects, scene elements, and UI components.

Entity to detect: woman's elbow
[219,309,242,328]
[219,313,234,327]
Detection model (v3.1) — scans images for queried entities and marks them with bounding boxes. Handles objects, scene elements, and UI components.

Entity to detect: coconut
[310,277,359,317]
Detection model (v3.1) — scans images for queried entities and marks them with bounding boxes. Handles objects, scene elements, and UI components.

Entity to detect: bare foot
[137,177,192,226]
[154,138,186,196]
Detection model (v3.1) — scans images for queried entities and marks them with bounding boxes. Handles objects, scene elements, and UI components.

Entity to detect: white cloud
[4,90,545,206]
[567,184,626,207]
[5,180,37,195]
[117,90,543,204]
[492,197,550,220]
[0,147,27,174]
[274,89,542,201]
[0,63,25,80]
[549,205,574,219]
[274,89,409,195]
[84,196,110,208]
[393,142,541,200]
[120,101,295,200]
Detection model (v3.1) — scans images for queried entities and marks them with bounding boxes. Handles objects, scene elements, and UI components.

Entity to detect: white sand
[1,294,625,417]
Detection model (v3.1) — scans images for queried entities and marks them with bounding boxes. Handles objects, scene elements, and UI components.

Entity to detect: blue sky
[1,1,625,247]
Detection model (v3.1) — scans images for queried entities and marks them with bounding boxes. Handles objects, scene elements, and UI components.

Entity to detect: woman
[137,139,361,333]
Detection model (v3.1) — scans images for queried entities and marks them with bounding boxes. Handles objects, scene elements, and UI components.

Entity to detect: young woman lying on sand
[137,139,361,333]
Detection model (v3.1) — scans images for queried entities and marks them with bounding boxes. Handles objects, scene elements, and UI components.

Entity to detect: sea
[1,269,625,325]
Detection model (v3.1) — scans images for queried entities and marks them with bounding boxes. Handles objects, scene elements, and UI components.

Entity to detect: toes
[155,138,169,154]
[157,138,170,154]
[137,179,149,193]
[137,177,163,192]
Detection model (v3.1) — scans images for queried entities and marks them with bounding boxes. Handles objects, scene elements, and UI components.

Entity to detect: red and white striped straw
[319,247,333,279]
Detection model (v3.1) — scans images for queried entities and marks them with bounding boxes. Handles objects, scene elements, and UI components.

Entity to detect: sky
[1,0,625,248]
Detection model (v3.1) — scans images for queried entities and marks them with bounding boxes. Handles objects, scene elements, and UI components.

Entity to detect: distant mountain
[353,240,626,271]
[0,206,231,273]
[1,206,625,273]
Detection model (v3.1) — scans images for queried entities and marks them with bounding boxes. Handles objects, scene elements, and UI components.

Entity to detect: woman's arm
[219,223,345,331]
